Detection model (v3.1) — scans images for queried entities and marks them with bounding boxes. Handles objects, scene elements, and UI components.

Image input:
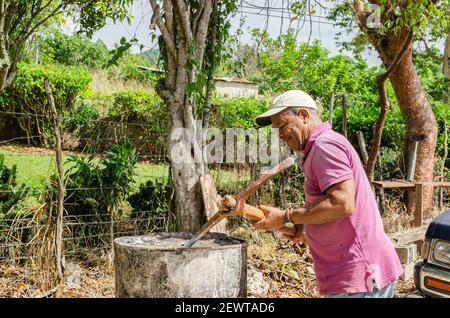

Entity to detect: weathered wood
[44,78,64,280]
[199,174,226,233]
[406,141,419,181]
[440,121,448,210]
[376,154,385,215]
[373,180,450,189]
[328,92,334,127]
[388,225,428,245]
[444,33,450,103]
[356,131,369,165]
[415,182,424,227]
[372,181,415,189]
[342,95,347,139]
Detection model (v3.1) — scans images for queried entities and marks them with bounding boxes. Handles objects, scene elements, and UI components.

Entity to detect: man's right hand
[280,224,306,243]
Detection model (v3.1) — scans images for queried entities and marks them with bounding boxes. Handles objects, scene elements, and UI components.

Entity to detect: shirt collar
[302,122,332,161]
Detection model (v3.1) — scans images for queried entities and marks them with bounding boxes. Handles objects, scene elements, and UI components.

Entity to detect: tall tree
[149,0,236,232]
[0,0,132,92]
[347,0,450,216]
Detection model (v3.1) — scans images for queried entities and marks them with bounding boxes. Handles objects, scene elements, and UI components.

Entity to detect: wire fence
[0,109,177,267]
[0,108,257,269]
[1,105,449,270]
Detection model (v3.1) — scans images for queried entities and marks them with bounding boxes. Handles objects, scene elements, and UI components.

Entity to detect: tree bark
[151,0,219,232]
[388,47,437,217]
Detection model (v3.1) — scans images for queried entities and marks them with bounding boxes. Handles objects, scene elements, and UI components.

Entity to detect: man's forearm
[290,194,351,225]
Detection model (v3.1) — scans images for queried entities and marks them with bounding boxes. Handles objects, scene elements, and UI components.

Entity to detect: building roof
[214,77,257,85]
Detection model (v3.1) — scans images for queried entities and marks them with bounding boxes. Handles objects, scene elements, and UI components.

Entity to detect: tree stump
[114,233,247,297]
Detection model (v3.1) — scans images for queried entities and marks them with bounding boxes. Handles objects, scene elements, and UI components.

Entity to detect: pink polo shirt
[301,122,403,296]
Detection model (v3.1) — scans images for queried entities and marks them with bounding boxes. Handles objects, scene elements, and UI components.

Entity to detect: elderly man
[252,90,403,298]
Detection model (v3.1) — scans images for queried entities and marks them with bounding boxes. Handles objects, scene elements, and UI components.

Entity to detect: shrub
[0,155,31,243]
[209,96,269,129]
[127,179,170,219]
[64,102,100,133]
[40,30,111,69]
[42,143,138,246]
[0,63,91,147]
[0,154,29,213]
[108,90,168,150]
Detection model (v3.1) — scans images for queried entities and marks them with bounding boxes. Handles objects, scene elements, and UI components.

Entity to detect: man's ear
[298,108,310,123]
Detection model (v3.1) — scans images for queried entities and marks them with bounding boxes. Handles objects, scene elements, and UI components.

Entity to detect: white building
[214,77,259,98]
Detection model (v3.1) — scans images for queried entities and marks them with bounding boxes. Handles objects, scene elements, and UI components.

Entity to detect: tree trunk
[385,40,437,217]
[168,104,205,231]
[353,0,439,219]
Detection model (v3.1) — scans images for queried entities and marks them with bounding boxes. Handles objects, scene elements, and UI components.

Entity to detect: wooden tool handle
[240,203,265,221]
[221,196,297,236]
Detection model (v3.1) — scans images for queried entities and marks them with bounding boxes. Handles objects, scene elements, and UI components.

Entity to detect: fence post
[415,182,424,227]
[356,131,369,165]
[440,121,448,210]
[406,141,419,181]
[328,92,335,127]
[44,78,65,280]
[342,95,347,139]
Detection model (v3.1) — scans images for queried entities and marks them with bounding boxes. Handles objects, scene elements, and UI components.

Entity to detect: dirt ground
[0,226,422,298]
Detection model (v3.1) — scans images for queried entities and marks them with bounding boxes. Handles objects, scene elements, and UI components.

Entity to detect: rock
[65,262,82,289]
[247,270,269,296]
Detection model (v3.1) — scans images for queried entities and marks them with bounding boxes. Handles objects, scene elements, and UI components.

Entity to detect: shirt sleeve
[310,138,354,193]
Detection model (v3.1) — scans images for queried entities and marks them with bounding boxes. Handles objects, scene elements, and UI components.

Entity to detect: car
[414,209,450,298]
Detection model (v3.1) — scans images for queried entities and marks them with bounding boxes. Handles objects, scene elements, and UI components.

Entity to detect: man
[251,90,403,298]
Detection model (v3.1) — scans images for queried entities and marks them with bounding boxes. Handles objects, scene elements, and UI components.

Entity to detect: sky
[80,0,442,68]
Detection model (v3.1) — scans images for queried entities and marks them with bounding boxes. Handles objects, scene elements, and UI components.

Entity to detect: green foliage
[63,102,100,136]
[414,47,446,101]
[209,96,269,129]
[40,29,111,69]
[0,155,29,213]
[44,142,138,246]
[255,30,387,108]
[108,90,164,122]
[107,90,167,146]
[0,63,91,146]
[127,179,170,219]
[106,53,159,84]
[432,101,450,157]
[3,63,91,110]
[69,0,134,38]
[0,154,31,243]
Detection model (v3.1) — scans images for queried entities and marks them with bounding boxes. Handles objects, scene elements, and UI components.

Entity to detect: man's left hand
[252,205,286,230]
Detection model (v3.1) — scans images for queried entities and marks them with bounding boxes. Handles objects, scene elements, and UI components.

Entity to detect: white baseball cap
[256,90,317,126]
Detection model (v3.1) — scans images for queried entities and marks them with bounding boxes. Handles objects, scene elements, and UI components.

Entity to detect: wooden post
[406,141,419,181]
[342,95,347,139]
[440,121,448,210]
[328,92,335,127]
[44,78,64,280]
[376,154,385,216]
[415,182,424,227]
[356,131,369,165]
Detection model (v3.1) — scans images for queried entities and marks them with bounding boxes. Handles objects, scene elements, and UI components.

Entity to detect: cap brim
[255,107,288,126]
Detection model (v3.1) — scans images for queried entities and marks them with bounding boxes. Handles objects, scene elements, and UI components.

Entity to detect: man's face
[271,108,310,153]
